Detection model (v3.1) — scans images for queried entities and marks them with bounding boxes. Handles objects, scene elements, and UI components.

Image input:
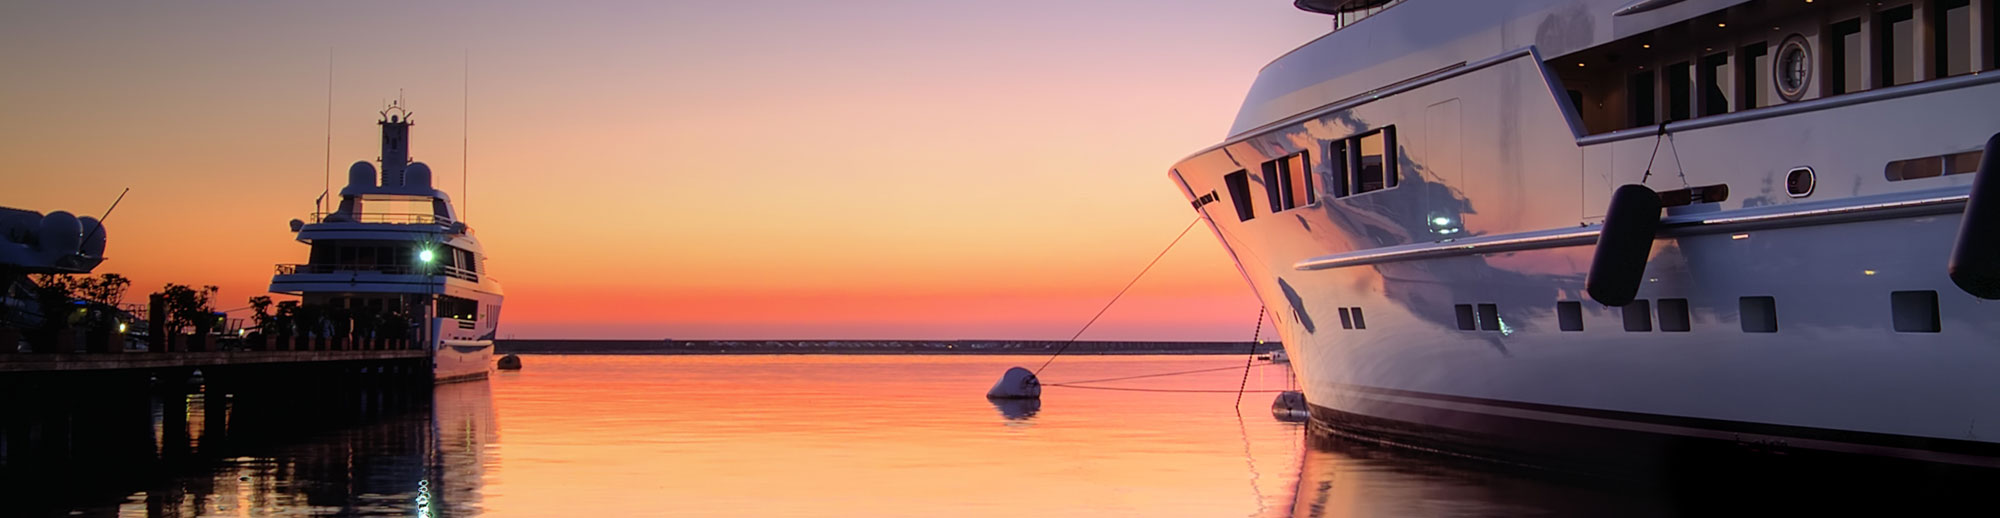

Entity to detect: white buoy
[1271,390,1308,422]
[986,366,1042,399]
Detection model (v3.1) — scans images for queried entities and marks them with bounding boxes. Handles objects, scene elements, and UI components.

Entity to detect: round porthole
[1774,35,1812,102]
[1786,167,1816,198]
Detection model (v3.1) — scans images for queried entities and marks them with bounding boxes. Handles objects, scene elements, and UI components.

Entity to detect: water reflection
[987,397,1041,421]
[0,373,493,517]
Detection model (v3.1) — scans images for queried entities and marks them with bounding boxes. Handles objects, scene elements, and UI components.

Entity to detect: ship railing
[308,212,456,226]
[273,263,480,282]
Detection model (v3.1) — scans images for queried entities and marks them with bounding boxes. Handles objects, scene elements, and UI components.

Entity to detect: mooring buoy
[496,354,522,370]
[1271,390,1308,422]
[986,366,1041,399]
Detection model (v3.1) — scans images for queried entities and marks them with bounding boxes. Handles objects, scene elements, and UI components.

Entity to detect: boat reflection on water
[427,380,498,517]
[0,379,496,517]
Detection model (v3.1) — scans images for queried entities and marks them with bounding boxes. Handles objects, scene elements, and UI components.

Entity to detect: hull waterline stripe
[1295,193,1969,271]
[1321,384,2000,468]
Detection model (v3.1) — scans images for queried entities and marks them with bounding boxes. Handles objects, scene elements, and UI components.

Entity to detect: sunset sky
[1,1,1330,340]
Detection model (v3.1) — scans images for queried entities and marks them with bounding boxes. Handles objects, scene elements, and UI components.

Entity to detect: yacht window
[1890,290,1940,332]
[1223,170,1255,221]
[1339,308,1353,329]
[1936,0,1974,77]
[1454,304,1476,330]
[1886,150,1984,180]
[1264,152,1314,211]
[1327,141,1351,197]
[1701,52,1732,116]
[1351,128,1396,194]
[1831,19,1865,95]
[1630,70,1657,127]
[1476,303,1499,331]
[1665,61,1693,121]
[1623,300,1653,332]
[1881,6,1917,86]
[1740,296,1778,333]
[1832,19,1864,95]
[1557,301,1584,332]
[1657,298,1691,332]
[1741,44,1770,110]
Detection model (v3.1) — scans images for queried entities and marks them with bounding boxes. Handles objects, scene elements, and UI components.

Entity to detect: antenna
[323,49,334,216]
[462,49,470,219]
[80,188,130,249]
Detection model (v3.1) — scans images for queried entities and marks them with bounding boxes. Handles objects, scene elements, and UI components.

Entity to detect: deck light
[419,249,436,263]
[118,322,127,333]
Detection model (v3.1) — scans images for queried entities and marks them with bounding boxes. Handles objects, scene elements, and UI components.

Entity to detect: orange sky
[1,1,1330,339]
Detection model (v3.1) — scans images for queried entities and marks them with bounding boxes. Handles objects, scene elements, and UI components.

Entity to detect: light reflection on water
[30,354,1728,517]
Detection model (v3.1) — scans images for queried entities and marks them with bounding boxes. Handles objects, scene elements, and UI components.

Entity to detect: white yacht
[271,103,503,383]
[1174,0,2000,472]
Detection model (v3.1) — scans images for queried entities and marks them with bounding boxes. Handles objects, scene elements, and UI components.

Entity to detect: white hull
[1173,0,2000,469]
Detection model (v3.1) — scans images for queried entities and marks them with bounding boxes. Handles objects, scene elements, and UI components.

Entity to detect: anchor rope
[1033,216,1204,375]
[1234,305,1267,410]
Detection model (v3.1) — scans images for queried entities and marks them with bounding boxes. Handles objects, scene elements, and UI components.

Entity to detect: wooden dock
[0,350,427,373]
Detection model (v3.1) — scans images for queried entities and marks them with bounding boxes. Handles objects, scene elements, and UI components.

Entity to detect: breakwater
[496,339,1280,355]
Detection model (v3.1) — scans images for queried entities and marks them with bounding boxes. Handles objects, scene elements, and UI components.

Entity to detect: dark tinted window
[1630,70,1656,126]
[1224,170,1254,221]
[1882,6,1916,86]
[1831,19,1863,95]
[1353,128,1395,194]
[1936,0,1973,77]
[1666,62,1692,121]
[1658,298,1691,332]
[1741,44,1769,109]
[1267,152,1313,211]
[1623,300,1653,332]
[1476,303,1500,331]
[1327,141,1350,197]
[1740,296,1777,333]
[1557,301,1584,332]
[1702,53,1731,115]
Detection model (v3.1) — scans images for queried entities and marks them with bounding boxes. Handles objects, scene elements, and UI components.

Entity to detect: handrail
[1295,191,1970,271]
[309,212,455,226]
[274,263,480,282]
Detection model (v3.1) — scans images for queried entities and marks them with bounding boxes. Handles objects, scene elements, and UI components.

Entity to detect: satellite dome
[37,210,81,257]
[405,162,432,191]
[78,216,106,257]
[349,161,378,189]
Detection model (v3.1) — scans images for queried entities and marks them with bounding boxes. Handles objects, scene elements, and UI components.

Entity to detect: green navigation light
[419,249,436,263]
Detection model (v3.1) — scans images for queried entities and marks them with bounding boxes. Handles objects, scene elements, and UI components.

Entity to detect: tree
[74,273,131,333]
[248,295,274,334]
[157,284,218,335]
[30,274,79,341]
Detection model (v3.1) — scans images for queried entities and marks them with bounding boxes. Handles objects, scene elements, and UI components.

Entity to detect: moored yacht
[1174,0,2000,472]
[271,103,503,383]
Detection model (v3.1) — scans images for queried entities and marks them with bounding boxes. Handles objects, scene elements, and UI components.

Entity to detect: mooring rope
[1033,216,1204,375]
[1039,385,1291,394]
[1045,364,1252,386]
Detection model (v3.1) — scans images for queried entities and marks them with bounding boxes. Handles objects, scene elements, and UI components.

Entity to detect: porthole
[1786,167,1815,198]
[1774,35,1812,102]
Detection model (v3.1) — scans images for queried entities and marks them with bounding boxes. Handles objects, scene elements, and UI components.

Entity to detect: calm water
[27,354,1933,517]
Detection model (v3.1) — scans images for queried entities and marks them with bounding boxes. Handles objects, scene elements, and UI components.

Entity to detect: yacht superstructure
[271,103,502,383]
[1174,0,2000,471]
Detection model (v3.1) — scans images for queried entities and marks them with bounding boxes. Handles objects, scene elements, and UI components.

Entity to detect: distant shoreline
[494,339,1280,356]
